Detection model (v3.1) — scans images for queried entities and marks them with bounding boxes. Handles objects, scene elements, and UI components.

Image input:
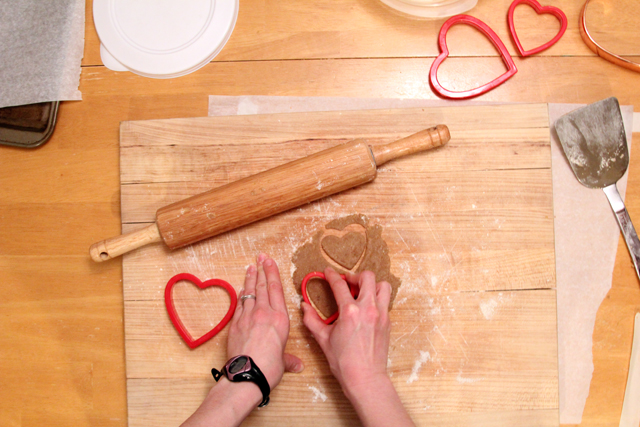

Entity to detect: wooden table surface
[1,0,639,426]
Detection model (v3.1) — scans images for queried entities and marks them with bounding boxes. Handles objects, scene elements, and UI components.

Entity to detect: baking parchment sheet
[0,0,84,108]
[208,95,634,424]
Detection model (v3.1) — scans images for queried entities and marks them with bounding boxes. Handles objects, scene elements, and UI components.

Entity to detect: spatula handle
[603,184,640,283]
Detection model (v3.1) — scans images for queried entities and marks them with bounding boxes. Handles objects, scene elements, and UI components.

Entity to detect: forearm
[180,378,262,427]
[344,376,415,427]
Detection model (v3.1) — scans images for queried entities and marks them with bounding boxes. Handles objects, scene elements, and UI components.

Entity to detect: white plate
[379,0,477,18]
[94,0,238,78]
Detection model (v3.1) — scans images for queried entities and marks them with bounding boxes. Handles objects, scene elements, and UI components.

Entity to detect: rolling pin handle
[371,124,450,166]
[89,223,162,262]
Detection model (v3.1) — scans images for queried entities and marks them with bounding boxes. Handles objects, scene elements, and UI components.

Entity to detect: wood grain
[154,138,378,249]
[81,0,640,66]
[93,124,447,257]
[79,57,640,106]
[582,0,640,57]
[90,223,161,262]
[3,1,640,426]
[120,104,557,425]
[580,0,640,74]
[125,286,558,427]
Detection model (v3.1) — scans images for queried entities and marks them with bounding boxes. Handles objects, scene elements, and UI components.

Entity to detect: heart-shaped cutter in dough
[301,271,358,325]
[508,0,567,57]
[429,14,517,99]
[165,273,237,349]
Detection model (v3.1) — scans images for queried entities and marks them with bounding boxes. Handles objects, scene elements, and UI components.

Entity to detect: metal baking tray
[0,101,59,148]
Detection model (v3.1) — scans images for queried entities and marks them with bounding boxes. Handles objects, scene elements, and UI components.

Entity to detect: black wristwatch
[212,355,271,407]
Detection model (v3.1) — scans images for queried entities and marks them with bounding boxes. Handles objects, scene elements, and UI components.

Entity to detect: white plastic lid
[93,0,238,78]
[379,0,477,18]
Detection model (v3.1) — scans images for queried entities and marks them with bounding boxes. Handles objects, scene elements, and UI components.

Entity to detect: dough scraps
[292,214,401,318]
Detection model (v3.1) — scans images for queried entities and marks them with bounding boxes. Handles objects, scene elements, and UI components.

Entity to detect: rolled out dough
[292,214,401,317]
[321,231,366,270]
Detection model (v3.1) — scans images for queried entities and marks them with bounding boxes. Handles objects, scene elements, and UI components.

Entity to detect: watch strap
[244,361,270,407]
[211,366,226,382]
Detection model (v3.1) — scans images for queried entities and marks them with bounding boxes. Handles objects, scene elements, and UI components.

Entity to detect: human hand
[301,267,391,394]
[180,254,303,427]
[227,253,304,389]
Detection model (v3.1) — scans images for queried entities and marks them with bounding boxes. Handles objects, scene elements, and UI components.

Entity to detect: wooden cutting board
[120,104,558,426]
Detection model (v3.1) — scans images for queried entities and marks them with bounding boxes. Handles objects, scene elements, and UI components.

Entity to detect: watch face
[228,356,249,374]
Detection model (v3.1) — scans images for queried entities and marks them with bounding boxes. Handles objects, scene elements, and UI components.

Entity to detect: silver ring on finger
[240,294,256,303]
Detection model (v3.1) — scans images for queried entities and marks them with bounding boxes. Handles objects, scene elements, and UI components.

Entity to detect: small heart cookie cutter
[429,15,517,99]
[301,271,358,325]
[508,0,567,57]
[165,273,237,349]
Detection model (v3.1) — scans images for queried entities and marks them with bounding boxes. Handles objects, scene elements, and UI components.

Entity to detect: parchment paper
[0,0,84,108]
[208,95,634,423]
[550,103,633,424]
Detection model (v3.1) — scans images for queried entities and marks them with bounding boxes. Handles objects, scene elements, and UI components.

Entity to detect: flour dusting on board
[480,299,498,320]
[457,372,484,384]
[387,210,466,299]
[407,350,431,384]
[308,384,328,403]
[479,293,511,320]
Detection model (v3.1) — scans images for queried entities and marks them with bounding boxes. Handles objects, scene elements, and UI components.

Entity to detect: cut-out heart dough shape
[165,273,237,349]
[321,232,367,270]
[429,15,517,99]
[302,272,358,325]
[508,0,567,57]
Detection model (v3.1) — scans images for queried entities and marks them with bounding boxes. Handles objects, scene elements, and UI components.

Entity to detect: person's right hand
[301,267,392,393]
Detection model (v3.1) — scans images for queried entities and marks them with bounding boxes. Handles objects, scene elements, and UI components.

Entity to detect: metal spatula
[555,97,640,281]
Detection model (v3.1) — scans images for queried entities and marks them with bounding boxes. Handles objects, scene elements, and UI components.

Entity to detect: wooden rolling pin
[90,125,450,262]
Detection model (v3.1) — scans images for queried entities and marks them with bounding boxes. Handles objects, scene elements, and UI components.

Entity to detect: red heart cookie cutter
[301,272,358,325]
[429,15,517,99]
[508,0,567,57]
[165,273,237,349]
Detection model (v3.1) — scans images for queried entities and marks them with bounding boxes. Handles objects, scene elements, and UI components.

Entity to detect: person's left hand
[227,253,304,389]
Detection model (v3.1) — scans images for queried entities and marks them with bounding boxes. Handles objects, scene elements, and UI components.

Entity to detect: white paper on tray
[0,0,85,108]
[208,95,634,424]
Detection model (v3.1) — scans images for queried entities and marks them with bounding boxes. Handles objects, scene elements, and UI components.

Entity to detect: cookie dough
[292,214,401,318]
[321,232,366,270]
